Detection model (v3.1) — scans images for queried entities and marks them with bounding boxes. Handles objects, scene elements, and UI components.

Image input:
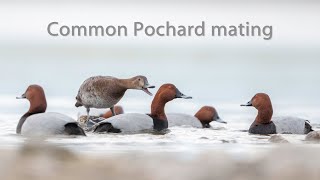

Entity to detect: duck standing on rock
[75,75,155,120]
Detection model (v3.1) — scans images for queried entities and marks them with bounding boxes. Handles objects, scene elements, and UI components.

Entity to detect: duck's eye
[138,78,141,81]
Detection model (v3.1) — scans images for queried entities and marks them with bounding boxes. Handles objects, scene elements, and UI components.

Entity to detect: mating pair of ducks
[16,75,312,137]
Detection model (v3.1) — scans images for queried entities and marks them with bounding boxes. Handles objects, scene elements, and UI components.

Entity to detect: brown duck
[75,75,154,119]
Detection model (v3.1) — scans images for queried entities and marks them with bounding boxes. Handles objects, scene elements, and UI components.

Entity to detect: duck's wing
[95,113,153,133]
[272,116,310,134]
[81,76,116,90]
[167,113,203,128]
[21,112,78,136]
[77,76,123,108]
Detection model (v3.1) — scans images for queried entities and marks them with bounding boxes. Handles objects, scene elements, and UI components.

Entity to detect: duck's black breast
[16,112,32,134]
[147,114,168,131]
[249,121,277,135]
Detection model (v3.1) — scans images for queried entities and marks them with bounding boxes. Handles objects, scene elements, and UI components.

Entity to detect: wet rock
[305,131,320,142]
[268,135,289,143]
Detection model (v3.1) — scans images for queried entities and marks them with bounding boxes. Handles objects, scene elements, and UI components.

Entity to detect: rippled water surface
[1,50,320,156]
[1,97,320,156]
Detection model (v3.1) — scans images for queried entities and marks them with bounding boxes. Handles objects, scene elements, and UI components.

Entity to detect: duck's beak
[142,84,155,96]
[241,100,252,106]
[175,88,192,99]
[215,117,227,124]
[16,93,26,99]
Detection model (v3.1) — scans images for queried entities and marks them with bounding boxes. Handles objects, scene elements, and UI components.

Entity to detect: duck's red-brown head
[17,85,47,114]
[151,83,192,120]
[195,106,226,128]
[101,106,124,118]
[241,93,273,124]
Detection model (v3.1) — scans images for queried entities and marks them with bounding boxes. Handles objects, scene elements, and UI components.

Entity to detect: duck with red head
[167,106,226,128]
[101,106,124,119]
[242,93,312,135]
[17,85,86,136]
[93,84,192,133]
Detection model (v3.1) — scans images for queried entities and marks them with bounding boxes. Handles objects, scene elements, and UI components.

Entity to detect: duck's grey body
[95,113,154,133]
[272,116,312,134]
[76,76,126,109]
[167,113,203,128]
[21,112,83,136]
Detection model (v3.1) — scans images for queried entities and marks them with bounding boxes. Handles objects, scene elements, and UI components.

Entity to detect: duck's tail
[94,122,121,133]
[305,120,313,134]
[64,123,86,136]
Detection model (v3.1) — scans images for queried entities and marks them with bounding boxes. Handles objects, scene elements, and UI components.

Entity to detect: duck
[80,106,226,130]
[75,75,154,120]
[241,93,313,135]
[17,85,86,136]
[92,83,192,134]
[101,106,124,119]
[167,106,227,128]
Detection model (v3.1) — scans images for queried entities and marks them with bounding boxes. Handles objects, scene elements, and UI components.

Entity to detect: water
[1,2,320,180]
[1,44,320,155]
[1,95,320,156]
[1,0,320,157]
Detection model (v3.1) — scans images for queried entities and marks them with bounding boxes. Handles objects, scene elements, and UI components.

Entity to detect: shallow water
[1,53,320,156]
[1,0,320,157]
[1,2,320,179]
[1,96,320,157]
